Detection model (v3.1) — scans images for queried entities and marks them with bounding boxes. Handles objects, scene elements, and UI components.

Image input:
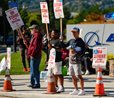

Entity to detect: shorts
[69,63,82,76]
[52,61,62,75]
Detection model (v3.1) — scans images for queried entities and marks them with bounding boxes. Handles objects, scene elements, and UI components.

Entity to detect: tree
[28,13,42,27]
[0,0,8,10]
[0,0,11,39]
[19,8,30,26]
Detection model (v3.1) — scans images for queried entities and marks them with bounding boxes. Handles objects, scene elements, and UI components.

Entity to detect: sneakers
[56,86,58,91]
[81,71,84,75]
[27,84,33,87]
[78,90,85,95]
[70,89,78,95]
[32,85,40,89]
[85,70,90,75]
[70,89,85,95]
[57,87,64,92]
[27,68,30,72]
[23,68,30,72]
[23,68,27,72]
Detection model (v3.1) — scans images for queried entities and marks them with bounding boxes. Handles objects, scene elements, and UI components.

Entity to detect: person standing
[66,27,86,95]
[47,29,64,92]
[28,24,43,88]
[17,26,31,72]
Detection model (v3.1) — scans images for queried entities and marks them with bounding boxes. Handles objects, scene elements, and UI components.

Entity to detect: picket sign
[92,46,107,69]
[5,7,24,30]
[47,48,56,69]
[40,2,49,24]
[53,0,64,19]
[40,2,50,40]
[54,0,64,36]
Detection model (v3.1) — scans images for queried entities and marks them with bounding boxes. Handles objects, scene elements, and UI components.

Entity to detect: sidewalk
[0,74,114,98]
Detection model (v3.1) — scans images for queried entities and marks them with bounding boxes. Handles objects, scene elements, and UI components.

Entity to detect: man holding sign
[28,24,43,89]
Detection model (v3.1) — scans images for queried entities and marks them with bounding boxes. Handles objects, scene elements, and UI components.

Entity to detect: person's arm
[16,33,22,44]
[60,40,70,48]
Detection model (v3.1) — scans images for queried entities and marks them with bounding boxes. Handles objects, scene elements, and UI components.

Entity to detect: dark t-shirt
[49,39,62,62]
[67,38,86,55]
[65,38,86,64]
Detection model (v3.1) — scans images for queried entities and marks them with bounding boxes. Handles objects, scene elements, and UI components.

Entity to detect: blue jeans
[30,57,41,86]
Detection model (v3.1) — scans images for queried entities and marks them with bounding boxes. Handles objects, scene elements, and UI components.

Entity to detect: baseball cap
[71,27,80,33]
[29,24,38,29]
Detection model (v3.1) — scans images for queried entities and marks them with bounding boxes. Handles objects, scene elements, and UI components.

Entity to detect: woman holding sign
[17,26,31,72]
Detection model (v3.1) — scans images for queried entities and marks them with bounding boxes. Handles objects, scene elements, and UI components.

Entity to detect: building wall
[67,24,114,54]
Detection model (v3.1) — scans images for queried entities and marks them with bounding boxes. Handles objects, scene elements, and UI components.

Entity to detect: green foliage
[67,19,77,24]
[19,8,30,26]
[87,4,102,14]
[102,7,114,14]
[0,0,8,10]
[107,53,114,61]
[28,13,42,26]
[0,0,12,36]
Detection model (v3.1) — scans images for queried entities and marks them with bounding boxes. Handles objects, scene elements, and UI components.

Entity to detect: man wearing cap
[28,24,43,88]
[63,27,86,95]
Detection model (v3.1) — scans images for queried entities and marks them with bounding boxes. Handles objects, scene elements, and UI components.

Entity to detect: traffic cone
[46,69,56,94]
[2,69,15,92]
[93,67,107,96]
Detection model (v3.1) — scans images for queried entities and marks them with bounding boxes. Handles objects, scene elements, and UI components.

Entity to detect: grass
[0,51,46,75]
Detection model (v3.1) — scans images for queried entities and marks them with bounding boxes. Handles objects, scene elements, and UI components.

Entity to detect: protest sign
[48,48,56,69]
[92,47,107,69]
[53,0,64,19]
[5,7,24,30]
[40,2,49,24]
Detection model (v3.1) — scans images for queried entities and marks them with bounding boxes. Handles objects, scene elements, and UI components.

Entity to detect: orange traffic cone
[93,67,107,96]
[46,69,56,94]
[3,69,15,92]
